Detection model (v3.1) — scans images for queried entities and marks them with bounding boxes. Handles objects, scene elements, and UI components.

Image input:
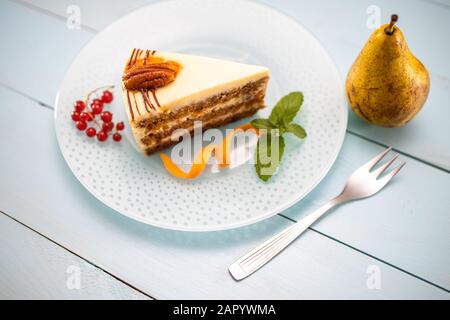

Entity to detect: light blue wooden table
[0,0,449,299]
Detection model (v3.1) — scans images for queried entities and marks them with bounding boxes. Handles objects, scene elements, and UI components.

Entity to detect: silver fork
[229,147,405,280]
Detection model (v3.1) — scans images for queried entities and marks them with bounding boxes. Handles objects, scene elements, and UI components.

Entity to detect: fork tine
[360,147,392,172]
[372,154,399,178]
[378,162,406,187]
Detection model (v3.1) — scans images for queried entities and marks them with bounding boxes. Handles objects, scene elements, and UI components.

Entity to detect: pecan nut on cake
[122,49,270,155]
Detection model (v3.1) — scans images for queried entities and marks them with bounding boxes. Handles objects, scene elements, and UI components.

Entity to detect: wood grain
[0,213,149,299]
[0,0,93,106]
[0,0,449,299]
[0,85,448,299]
[15,0,450,170]
[282,134,450,290]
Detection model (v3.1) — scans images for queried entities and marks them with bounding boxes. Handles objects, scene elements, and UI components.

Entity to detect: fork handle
[229,196,344,280]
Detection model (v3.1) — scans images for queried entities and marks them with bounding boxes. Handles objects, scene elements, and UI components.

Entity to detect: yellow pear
[346,15,430,127]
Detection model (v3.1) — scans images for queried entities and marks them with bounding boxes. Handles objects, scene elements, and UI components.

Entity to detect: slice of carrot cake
[121,49,269,155]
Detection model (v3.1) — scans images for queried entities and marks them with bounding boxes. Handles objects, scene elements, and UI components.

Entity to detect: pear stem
[385,14,399,35]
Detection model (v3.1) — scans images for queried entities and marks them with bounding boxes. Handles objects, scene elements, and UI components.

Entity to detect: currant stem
[84,85,115,112]
[83,85,115,130]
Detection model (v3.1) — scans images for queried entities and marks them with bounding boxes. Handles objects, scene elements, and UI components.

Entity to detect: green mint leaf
[255,133,285,182]
[285,123,307,139]
[269,92,304,126]
[250,118,276,130]
[268,106,283,127]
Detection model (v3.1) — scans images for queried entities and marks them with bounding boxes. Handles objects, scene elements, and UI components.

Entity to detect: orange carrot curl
[160,123,259,179]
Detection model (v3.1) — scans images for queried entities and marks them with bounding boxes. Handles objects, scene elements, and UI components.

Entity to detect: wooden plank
[0,213,149,300]
[16,0,153,31]
[1,1,448,298]
[17,0,450,80]
[0,0,94,106]
[259,0,450,170]
[11,0,450,171]
[282,133,450,290]
[423,0,450,9]
[255,0,450,79]
[11,0,449,290]
[0,86,447,299]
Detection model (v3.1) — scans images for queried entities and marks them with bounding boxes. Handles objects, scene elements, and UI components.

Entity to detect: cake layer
[142,100,264,155]
[139,77,267,132]
[130,77,268,152]
[141,98,264,146]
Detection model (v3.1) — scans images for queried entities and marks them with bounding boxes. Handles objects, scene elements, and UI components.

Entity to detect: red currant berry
[92,98,104,107]
[76,121,87,131]
[86,127,97,138]
[80,112,88,121]
[74,100,85,112]
[71,111,80,121]
[116,121,125,131]
[113,133,122,142]
[101,90,114,104]
[91,102,103,114]
[100,111,113,123]
[102,121,114,132]
[80,112,94,122]
[97,131,108,142]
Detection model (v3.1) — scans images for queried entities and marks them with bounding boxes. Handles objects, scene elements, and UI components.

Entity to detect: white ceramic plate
[55,0,347,231]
